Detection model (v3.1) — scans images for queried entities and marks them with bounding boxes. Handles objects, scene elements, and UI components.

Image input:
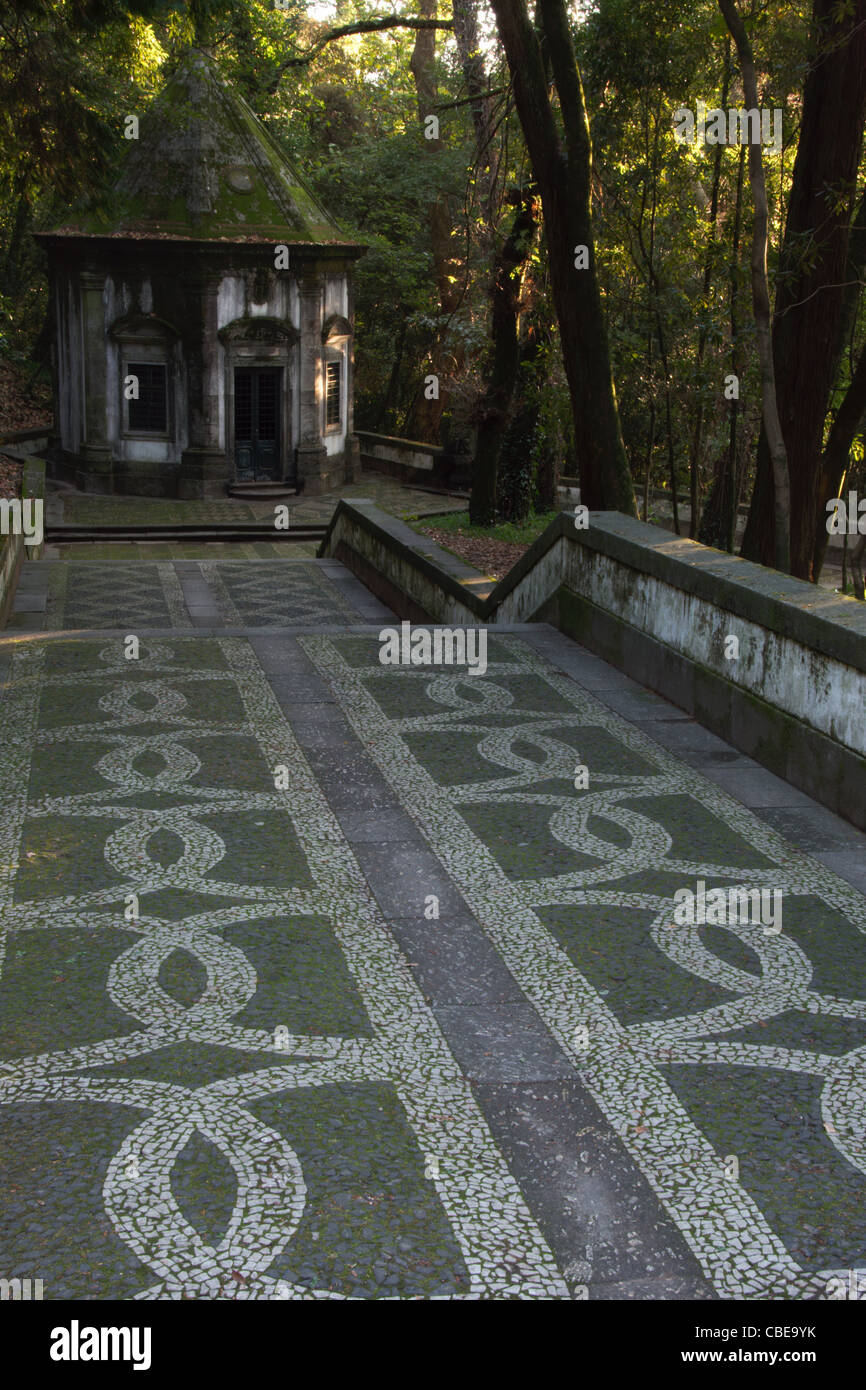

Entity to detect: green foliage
[410,508,560,545]
[0,0,863,547]
[577,0,814,511]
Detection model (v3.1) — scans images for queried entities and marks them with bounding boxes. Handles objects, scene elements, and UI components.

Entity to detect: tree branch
[435,85,508,112]
[272,17,453,78]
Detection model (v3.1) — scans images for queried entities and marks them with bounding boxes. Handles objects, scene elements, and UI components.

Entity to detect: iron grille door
[255,368,279,479]
[234,367,281,481]
[234,369,254,479]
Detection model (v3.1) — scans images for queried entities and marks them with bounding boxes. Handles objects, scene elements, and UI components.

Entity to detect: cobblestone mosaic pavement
[10,560,373,633]
[305,633,866,1299]
[201,562,361,627]
[2,552,865,1300]
[44,564,192,631]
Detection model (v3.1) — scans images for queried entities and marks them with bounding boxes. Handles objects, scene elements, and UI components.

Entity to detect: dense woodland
[2,0,865,583]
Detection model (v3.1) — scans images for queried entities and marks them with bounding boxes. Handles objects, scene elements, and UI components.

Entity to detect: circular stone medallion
[225,166,255,193]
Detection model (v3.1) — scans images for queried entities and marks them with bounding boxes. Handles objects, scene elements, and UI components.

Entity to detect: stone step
[226,481,299,500]
[46,524,326,543]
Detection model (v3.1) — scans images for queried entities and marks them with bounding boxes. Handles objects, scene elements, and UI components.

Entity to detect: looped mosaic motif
[0,637,569,1299]
[305,632,866,1299]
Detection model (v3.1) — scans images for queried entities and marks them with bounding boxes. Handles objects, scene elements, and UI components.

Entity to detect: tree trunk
[638,109,661,526]
[643,396,656,521]
[633,101,680,530]
[810,187,866,576]
[0,171,30,297]
[719,0,791,573]
[688,42,730,539]
[652,312,681,535]
[812,341,866,574]
[725,142,747,554]
[452,0,496,233]
[408,0,462,442]
[489,0,636,513]
[700,142,746,551]
[828,186,866,390]
[499,331,542,521]
[850,533,866,601]
[375,319,408,433]
[739,0,866,577]
[469,192,537,524]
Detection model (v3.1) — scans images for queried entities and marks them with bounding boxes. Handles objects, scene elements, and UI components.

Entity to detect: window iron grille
[325,360,341,428]
[127,362,168,433]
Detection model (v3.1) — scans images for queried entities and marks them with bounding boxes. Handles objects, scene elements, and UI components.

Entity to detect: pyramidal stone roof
[51,48,355,246]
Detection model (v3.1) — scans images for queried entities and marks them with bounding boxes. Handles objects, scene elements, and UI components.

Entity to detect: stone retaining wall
[0,457,46,628]
[355,431,468,488]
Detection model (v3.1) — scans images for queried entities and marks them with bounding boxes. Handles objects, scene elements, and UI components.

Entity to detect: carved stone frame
[218,317,299,483]
[109,312,180,444]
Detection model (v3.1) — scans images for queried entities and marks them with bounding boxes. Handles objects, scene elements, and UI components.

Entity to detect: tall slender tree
[718,0,790,572]
[739,0,866,578]
[469,187,537,523]
[489,0,636,513]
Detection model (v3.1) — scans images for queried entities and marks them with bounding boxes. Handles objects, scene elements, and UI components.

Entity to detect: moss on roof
[60,48,354,245]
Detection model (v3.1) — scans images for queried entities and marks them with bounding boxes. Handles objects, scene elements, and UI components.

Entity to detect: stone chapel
[37,47,364,497]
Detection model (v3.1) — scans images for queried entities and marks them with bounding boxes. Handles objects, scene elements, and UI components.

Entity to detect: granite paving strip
[473,1081,715,1300]
[386,915,527,1006]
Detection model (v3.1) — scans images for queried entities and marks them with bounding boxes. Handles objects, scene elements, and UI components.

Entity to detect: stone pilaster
[295,267,327,492]
[77,269,113,491]
[345,265,359,483]
[178,270,226,498]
